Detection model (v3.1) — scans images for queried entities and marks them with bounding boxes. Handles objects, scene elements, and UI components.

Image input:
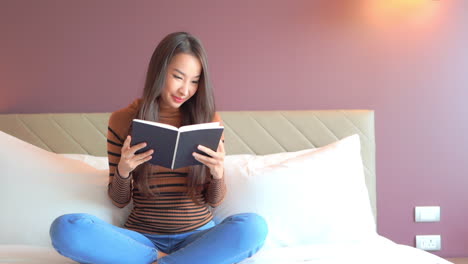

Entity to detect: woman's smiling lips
[172,95,184,103]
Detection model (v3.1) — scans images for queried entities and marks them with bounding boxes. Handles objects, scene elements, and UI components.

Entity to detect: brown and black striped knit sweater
[107,98,226,234]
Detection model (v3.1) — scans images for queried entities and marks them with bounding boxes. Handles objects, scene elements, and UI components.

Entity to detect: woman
[50,32,268,264]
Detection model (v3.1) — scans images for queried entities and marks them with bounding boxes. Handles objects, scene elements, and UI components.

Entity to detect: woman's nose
[178,82,189,96]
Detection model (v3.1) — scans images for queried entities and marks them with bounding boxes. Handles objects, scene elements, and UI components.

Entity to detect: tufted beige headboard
[0,110,376,221]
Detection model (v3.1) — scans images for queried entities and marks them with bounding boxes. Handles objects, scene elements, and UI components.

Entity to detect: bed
[0,110,451,264]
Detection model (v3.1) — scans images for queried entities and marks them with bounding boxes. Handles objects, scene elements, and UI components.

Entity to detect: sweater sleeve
[205,176,227,207]
[107,111,133,208]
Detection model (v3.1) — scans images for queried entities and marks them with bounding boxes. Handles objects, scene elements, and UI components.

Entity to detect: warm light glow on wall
[361,0,441,28]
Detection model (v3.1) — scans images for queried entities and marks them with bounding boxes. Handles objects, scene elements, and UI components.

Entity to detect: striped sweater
[107,98,226,234]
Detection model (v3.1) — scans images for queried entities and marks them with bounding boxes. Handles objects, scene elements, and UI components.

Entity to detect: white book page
[179,122,222,132]
[171,132,181,169]
[133,119,178,131]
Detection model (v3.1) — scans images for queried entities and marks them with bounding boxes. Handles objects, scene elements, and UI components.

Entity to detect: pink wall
[1,0,467,258]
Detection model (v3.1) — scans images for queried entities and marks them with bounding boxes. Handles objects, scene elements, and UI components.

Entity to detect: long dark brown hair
[132,32,215,202]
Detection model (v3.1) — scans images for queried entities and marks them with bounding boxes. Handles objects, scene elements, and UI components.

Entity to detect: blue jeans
[49,213,268,264]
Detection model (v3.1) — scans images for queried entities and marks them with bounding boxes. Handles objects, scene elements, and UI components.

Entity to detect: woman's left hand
[193,139,225,179]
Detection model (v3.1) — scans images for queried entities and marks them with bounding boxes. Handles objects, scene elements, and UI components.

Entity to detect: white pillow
[0,131,132,247]
[59,153,109,170]
[213,134,376,248]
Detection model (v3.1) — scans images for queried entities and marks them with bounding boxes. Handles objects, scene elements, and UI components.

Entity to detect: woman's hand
[193,139,225,179]
[117,135,154,178]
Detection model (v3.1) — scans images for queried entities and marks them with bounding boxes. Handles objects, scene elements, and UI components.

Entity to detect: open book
[131,119,224,169]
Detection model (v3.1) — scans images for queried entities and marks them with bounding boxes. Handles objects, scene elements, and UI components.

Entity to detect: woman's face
[160,53,202,109]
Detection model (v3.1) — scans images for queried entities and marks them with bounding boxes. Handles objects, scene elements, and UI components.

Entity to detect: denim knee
[49,213,93,252]
[227,213,268,244]
[50,213,93,236]
[50,213,157,264]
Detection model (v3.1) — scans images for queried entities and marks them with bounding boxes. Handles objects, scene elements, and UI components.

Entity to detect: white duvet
[239,236,452,264]
[0,236,452,264]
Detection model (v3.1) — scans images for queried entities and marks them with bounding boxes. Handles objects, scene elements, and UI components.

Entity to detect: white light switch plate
[415,206,440,222]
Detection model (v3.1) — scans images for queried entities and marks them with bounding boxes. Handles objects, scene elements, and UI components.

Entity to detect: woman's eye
[173,75,182,80]
[192,80,199,84]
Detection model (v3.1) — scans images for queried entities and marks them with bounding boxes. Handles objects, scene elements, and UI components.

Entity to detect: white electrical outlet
[416,235,441,251]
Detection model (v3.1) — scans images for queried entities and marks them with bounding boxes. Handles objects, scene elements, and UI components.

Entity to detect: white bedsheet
[239,236,452,264]
[0,236,452,264]
[0,245,75,264]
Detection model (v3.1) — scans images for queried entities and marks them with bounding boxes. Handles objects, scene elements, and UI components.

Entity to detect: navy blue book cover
[132,120,178,169]
[173,128,224,169]
[131,119,223,169]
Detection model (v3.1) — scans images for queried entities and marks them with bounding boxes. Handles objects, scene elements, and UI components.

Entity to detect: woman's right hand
[117,135,154,178]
